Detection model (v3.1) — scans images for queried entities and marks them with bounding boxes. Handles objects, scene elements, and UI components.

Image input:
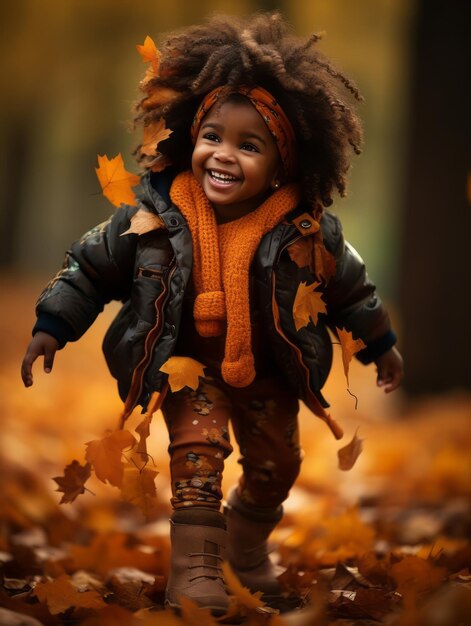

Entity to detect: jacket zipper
[272,235,344,439]
[122,261,176,419]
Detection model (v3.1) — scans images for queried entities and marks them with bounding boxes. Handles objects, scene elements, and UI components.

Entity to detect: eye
[240,142,259,153]
[203,132,220,142]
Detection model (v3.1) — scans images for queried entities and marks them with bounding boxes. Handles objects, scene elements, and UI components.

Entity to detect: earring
[273,180,280,189]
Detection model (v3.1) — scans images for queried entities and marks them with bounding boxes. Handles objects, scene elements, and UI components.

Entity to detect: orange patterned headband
[190,85,296,178]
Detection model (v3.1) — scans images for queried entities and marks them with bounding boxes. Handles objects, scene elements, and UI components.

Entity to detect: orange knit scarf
[170,170,301,387]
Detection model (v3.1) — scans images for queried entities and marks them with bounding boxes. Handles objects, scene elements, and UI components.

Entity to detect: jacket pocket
[102,303,153,383]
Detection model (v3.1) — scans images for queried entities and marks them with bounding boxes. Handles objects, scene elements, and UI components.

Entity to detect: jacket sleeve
[34,204,139,346]
[321,213,396,363]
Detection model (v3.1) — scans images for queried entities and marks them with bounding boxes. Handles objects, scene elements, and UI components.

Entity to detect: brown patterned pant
[162,374,302,510]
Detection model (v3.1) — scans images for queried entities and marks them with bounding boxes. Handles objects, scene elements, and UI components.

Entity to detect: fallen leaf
[221,562,265,610]
[136,36,160,74]
[141,119,173,157]
[336,327,366,385]
[69,533,161,577]
[179,595,221,625]
[293,281,327,331]
[337,428,364,471]
[107,575,154,612]
[80,604,134,626]
[95,154,140,208]
[160,356,206,392]
[120,462,159,520]
[33,574,106,614]
[120,208,165,237]
[85,430,136,488]
[390,554,447,596]
[53,460,92,504]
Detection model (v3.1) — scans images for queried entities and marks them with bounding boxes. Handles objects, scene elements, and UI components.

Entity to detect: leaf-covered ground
[1,276,470,625]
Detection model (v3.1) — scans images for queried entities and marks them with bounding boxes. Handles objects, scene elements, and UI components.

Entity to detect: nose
[213,145,236,163]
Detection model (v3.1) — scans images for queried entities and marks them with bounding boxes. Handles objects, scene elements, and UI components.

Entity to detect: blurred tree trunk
[400,0,470,394]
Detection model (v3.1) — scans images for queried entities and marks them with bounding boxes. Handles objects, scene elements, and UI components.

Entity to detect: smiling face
[191,97,281,223]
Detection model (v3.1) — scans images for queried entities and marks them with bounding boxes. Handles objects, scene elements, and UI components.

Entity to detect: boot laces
[188,551,224,582]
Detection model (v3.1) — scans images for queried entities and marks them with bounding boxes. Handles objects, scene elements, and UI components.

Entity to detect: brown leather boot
[166,508,230,616]
[224,489,284,598]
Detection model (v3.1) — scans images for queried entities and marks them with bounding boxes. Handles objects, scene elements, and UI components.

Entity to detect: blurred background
[1,0,470,470]
[0,2,470,622]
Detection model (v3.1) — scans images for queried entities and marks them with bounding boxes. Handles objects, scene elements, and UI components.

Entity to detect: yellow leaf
[221,562,265,610]
[337,428,364,471]
[136,35,161,74]
[85,429,136,488]
[95,154,140,208]
[141,119,173,157]
[120,208,165,237]
[293,281,327,331]
[34,574,106,614]
[160,356,206,392]
[337,327,366,385]
[121,462,159,520]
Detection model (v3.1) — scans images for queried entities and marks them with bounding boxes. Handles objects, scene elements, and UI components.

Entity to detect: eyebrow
[201,122,267,146]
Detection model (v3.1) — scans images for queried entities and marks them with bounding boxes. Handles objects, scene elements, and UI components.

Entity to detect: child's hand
[21,332,59,387]
[374,346,404,393]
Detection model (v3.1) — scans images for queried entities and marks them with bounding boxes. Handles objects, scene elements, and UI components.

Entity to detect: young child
[21,12,403,615]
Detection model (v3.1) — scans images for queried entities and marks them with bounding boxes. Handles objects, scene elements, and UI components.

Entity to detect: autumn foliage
[2,276,471,625]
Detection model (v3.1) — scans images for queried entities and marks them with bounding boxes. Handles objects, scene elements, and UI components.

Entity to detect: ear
[271,166,284,190]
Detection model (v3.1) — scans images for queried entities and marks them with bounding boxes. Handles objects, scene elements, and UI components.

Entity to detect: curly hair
[133,11,363,208]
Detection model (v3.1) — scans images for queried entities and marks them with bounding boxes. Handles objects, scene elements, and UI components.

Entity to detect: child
[21,12,403,615]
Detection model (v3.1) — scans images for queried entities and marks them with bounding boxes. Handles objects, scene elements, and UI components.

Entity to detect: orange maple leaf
[53,460,91,504]
[337,428,364,471]
[390,555,447,596]
[141,119,173,157]
[337,327,366,385]
[34,574,106,614]
[121,462,159,520]
[136,35,161,74]
[120,208,165,237]
[95,154,140,208]
[160,356,206,392]
[287,237,315,273]
[293,281,327,331]
[221,562,266,610]
[85,429,136,488]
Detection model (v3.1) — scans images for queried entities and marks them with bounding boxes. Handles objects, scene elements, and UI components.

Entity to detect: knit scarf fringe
[170,170,301,387]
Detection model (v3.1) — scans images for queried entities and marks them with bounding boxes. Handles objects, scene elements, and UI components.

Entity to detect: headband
[190,85,296,178]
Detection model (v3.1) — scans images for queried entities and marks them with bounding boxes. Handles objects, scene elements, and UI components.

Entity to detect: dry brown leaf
[85,430,136,488]
[141,119,173,157]
[337,428,364,471]
[120,462,159,520]
[160,356,206,392]
[336,327,366,385]
[136,36,160,75]
[134,414,152,459]
[53,460,92,504]
[293,281,327,331]
[33,574,106,614]
[120,208,165,237]
[95,154,140,208]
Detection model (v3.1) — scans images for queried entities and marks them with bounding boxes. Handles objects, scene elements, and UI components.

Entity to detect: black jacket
[34,169,395,439]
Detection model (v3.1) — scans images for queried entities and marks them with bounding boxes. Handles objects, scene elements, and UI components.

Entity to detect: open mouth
[207,169,240,185]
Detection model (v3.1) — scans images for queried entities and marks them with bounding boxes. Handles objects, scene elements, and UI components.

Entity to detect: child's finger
[21,349,40,387]
[43,348,56,373]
